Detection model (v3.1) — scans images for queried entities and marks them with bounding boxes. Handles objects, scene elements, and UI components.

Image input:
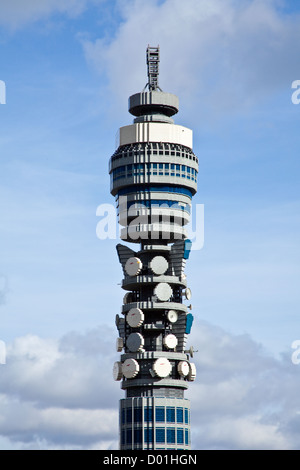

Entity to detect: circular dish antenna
[154,282,172,301]
[167,310,178,323]
[122,358,140,379]
[126,332,144,352]
[126,308,144,328]
[163,334,178,350]
[187,362,196,381]
[123,292,133,304]
[113,361,123,381]
[116,337,124,352]
[184,288,192,300]
[125,257,143,276]
[152,357,172,378]
[177,361,190,377]
[150,256,168,275]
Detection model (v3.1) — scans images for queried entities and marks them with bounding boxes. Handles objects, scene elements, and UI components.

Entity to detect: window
[144,407,153,422]
[167,428,175,444]
[185,429,189,446]
[177,408,183,423]
[155,407,165,422]
[134,428,142,444]
[156,428,165,443]
[126,408,132,423]
[126,428,132,444]
[185,408,189,424]
[166,407,175,423]
[177,428,184,444]
[144,428,153,443]
[134,408,142,422]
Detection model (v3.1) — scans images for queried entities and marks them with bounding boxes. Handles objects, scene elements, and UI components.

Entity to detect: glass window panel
[126,408,132,423]
[176,408,183,423]
[177,428,184,444]
[144,428,153,443]
[144,407,153,422]
[166,407,175,423]
[126,428,132,444]
[134,428,142,444]
[156,428,165,443]
[134,408,142,422]
[155,407,165,422]
[167,428,175,444]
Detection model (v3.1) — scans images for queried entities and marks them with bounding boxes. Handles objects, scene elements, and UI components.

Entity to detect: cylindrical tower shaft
[110,46,198,450]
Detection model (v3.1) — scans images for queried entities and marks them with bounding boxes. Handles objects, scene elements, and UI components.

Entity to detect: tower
[110,46,198,450]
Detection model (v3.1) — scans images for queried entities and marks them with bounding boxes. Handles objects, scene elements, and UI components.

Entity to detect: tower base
[119,396,191,450]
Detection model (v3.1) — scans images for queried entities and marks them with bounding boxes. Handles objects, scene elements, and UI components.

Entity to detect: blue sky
[0,0,300,450]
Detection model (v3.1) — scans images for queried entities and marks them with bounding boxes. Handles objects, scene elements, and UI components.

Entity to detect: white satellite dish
[184,288,192,300]
[126,332,144,352]
[126,308,144,328]
[122,358,140,379]
[187,362,196,381]
[125,257,143,276]
[152,357,172,378]
[154,282,172,302]
[116,337,124,352]
[123,292,133,304]
[163,334,178,350]
[167,310,178,323]
[150,256,168,275]
[113,361,123,381]
[177,361,189,377]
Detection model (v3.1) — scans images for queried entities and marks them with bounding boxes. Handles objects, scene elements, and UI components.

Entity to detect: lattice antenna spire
[145,45,163,92]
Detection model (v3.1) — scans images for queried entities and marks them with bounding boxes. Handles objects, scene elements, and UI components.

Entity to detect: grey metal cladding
[116,243,136,274]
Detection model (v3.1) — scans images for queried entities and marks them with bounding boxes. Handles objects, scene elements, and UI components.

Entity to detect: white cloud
[0,321,299,449]
[187,321,300,449]
[1,327,119,409]
[82,0,300,122]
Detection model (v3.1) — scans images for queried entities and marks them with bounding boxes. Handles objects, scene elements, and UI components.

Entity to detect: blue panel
[117,185,193,198]
[144,428,153,443]
[126,428,132,444]
[183,239,192,259]
[134,428,142,444]
[177,428,184,444]
[167,428,176,444]
[144,407,153,422]
[185,408,189,424]
[134,407,142,422]
[166,407,175,423]
[156,428,165,443]
[155,407,165,422]
[176,407,184,423]
[185,313,194,334]
[126,408,132,423]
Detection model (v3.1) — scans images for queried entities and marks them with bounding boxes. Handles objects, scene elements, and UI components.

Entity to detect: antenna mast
[146,45,162,91]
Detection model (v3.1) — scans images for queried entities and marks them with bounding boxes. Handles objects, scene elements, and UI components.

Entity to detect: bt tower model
[110,46,198,450]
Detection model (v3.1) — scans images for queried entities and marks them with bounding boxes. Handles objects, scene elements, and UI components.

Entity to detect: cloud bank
[0,321,299,449]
